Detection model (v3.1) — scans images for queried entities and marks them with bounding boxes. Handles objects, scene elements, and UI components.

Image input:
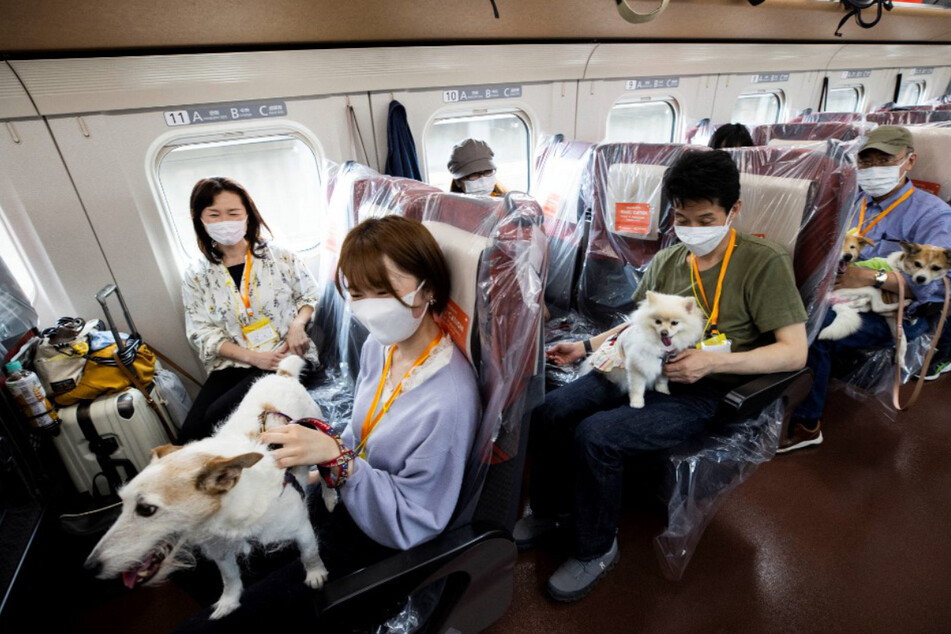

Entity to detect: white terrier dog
[85,356,335,620]
[585,292,704,408]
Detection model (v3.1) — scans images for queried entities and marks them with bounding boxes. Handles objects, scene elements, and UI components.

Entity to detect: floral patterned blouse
[181,243,320,372]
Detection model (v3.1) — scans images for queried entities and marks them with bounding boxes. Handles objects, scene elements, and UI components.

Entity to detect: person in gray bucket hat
[447,138,508,196]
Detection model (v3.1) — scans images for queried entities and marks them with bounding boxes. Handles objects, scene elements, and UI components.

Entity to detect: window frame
[148,122,327,271]
[731,89,785,126]
[604,96,680,144]
[0,208,37,303]
[825,84,865,113]
[897,80,926,107]
[422,107,534,193]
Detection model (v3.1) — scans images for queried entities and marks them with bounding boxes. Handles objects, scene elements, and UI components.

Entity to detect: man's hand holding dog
[260,425,341,468]
[834,265,874,290]
[664,348,718,384]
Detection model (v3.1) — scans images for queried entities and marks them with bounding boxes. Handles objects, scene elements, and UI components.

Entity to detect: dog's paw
[655,382,670,395]
[210,597,240,620]
[322,487,338,513]
[305,563,329,589]
[629,395,645,408]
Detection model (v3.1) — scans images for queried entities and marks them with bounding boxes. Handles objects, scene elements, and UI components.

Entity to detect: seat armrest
[315,523,515,631]
[720,368,813,420]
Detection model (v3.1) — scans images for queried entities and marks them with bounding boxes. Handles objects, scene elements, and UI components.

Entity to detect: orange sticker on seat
[614,202,652,235]
[912,179,941,197]
[542,193,562,220]
[434,298,471,355]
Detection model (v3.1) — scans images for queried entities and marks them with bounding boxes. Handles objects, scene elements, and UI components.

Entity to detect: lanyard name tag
[696,332,732,354]
[242,317,279,350]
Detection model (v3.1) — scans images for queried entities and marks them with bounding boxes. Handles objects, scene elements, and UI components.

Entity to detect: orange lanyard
[356,331,443,459]
[854,187,915,237]
[235,247,253,317]
[689,229,736,335]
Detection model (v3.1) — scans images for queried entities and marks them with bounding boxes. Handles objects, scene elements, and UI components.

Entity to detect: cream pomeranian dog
[585,291,704,408]
[84,355,336,620]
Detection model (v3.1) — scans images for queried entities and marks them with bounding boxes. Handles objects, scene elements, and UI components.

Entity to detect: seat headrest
[734,172,813,256]
[766,138,827,149]
[907,126,951,200]
[605,163,668,240]
[422,220,488,364]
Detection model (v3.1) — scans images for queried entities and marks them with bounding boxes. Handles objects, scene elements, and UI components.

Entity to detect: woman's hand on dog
[834,266,874,290]
[546,341,585,365]
[664,348,718,383]
[286,321,311,357]
[259,424,341,468]
[248,343,288,371]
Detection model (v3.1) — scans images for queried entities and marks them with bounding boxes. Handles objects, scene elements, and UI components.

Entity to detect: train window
[896,81,925,107]
[0,210,37,302]
[731,91,783,126]
[826,86,863,113]
[424,111,531,192]
[605,99,677,143]
[156,133,324,260]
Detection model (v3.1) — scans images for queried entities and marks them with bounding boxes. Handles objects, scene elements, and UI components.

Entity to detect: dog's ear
[900,240,920,255]
[859,236,875,248]
[646,290,656,302]
[683,297,695,313]
[944,249,951,267]
[196,452,264,495]
[150,444,182,462]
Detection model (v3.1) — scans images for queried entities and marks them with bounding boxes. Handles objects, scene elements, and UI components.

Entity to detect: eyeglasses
[856,152,910,169]
[462,169,496,181]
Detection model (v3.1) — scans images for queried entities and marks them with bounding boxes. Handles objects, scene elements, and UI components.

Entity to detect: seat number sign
[442,84,522,103]
[164,101,288,126]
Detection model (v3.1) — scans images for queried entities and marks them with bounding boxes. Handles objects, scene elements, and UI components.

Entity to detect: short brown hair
[190,177,272,264]
[335,216,451,313]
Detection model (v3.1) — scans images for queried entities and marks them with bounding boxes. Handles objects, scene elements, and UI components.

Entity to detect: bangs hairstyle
[190,177,272,264]
[335,216,451,313]
[662,149,741,214]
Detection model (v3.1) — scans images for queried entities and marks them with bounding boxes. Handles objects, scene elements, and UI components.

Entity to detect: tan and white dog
[85,355,335,620]
[819,239,951,341]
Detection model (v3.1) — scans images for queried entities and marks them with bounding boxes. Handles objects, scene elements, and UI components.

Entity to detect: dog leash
[892,275,950,411]
[258,411,355,495]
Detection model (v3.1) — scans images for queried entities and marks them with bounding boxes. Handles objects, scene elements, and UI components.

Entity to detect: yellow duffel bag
[53,337,156,407]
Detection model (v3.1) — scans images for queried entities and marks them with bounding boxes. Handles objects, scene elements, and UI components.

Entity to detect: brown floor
[486,379,951,634]
[36,376,951,634]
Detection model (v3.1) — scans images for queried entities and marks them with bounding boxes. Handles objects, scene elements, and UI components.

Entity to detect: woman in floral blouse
[179,177,319,442]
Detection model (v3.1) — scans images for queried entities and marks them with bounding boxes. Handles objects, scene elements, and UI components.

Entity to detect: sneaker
[547,538,619,602]
[513,513,567,551]
[777,419,823,454]
[919,359,951,382]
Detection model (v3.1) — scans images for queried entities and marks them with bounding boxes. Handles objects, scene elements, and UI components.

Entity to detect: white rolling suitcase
[53,387,178,496]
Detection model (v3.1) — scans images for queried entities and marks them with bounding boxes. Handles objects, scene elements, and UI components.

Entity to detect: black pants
[173,493,397,632]
[178,367,266,443]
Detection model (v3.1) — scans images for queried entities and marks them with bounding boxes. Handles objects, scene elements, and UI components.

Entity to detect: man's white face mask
[674,210,736,257]
[856,165,904,198]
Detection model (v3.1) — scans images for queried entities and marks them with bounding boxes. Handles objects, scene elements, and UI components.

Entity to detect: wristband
[583,339,593,355]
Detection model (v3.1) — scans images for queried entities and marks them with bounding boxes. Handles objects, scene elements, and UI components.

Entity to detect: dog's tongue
[661,334,672,348]
[122,554,154,589]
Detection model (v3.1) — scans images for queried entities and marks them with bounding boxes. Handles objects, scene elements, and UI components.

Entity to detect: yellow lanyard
[854,187,915,237]
[356,331,443,460]
[689,229,737,336]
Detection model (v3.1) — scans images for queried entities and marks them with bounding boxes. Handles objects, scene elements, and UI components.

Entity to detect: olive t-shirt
[631,232,807,357]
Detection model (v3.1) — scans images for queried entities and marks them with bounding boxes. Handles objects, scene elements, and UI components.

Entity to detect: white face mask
[349,281,428,346]
[856,165,904,198]
[463,176,496,196]
[203,219,247,246]
[674,211,735,257]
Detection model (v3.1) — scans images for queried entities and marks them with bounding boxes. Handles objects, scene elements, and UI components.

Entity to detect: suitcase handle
[96,284,139,356]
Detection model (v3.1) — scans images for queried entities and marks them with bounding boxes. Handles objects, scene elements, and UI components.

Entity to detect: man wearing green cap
[781,125,951,453]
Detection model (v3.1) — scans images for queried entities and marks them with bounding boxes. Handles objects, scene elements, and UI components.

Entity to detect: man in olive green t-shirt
[517,150,808,603]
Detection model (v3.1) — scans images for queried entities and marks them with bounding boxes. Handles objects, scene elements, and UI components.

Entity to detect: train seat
[751,121,868,146]
[868,110,951,125]
[313,181,548,631]
[906,125,951,202]
[796,111,866,123]
[530,135,593,316]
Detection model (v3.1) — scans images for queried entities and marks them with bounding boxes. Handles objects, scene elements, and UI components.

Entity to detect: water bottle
[4,360,60,432]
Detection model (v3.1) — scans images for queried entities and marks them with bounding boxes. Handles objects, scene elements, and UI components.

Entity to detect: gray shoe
[513,513,567,551]
[547,538,619,602]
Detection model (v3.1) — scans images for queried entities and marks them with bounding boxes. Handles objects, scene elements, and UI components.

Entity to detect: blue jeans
[529,372,725,559]
[794,311,930,420]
